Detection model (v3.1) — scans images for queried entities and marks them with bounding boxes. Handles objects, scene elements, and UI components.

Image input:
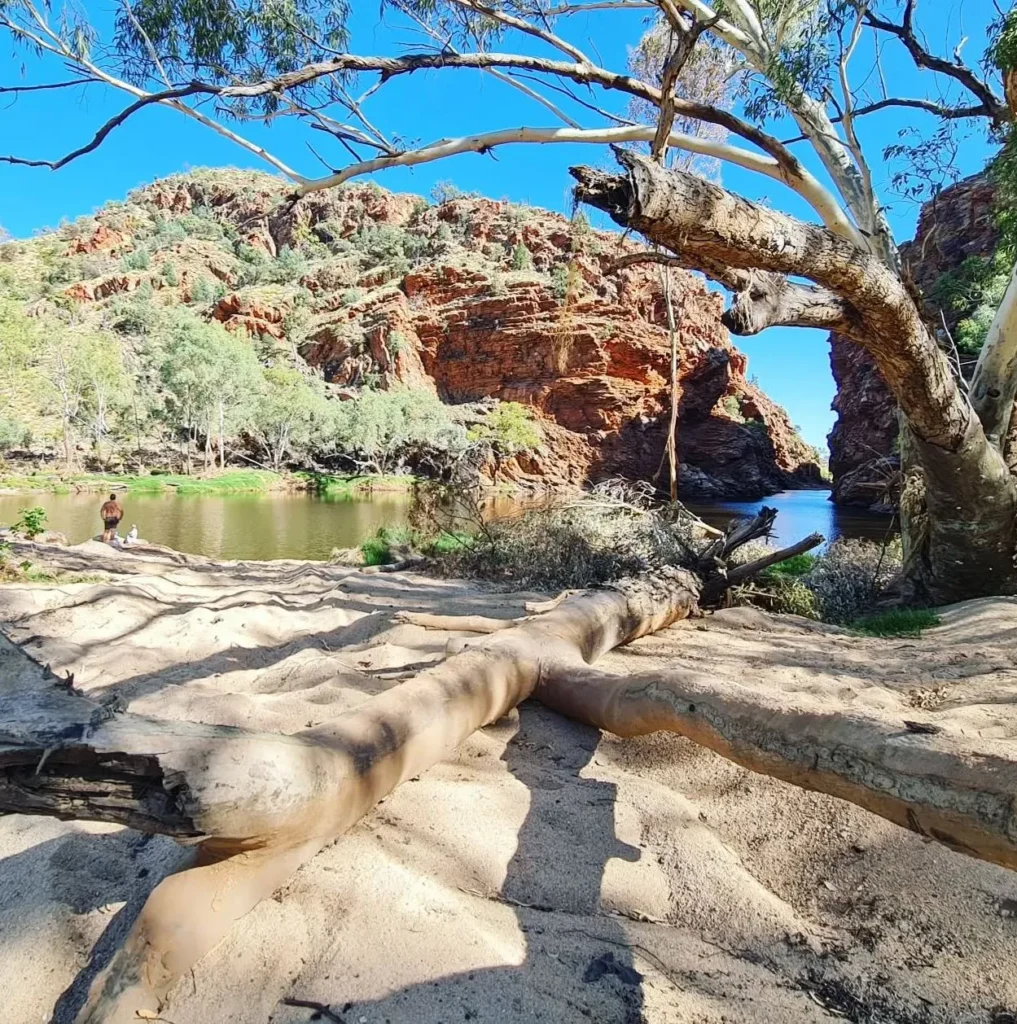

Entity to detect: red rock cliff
[62,170,821,496]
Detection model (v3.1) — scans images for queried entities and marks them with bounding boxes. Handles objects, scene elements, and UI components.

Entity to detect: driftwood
[699,532,824,603]
[1,570,699,1023]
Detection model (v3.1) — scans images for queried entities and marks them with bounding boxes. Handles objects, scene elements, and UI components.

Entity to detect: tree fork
[571,152,1017,603]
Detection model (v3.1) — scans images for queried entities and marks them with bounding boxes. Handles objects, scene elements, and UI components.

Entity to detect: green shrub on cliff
[466,402,541,454]
[930,251,1010,355]
[510,242,532,271]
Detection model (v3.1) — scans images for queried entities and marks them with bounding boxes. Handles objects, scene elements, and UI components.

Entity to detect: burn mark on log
[1,746,199,837]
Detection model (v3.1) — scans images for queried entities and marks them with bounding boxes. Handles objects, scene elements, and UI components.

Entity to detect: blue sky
[0,1,1000,451]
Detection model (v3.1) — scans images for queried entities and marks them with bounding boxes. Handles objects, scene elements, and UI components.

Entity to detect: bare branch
[446,0,591,63]
[571,151,972,452]
[292,121,860,244]
[607,252,860,334]
[539,1,654,12]
[650,18,706,162]
[781,97,997,144]
[394,0,582,128]
[865,6,1008,123]
[0,83,211,169]
[211,49,799,171]
[0,78,94,94]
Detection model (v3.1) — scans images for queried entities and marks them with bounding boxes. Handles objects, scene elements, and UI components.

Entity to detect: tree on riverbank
[6,4,1017,1022]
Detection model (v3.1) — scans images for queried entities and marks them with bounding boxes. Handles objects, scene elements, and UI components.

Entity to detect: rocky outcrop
[55,169,820,497]
[828,172,998,507]
[293,190,820,497]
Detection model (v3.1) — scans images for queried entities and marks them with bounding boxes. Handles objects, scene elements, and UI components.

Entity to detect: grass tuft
[851,608,941,637]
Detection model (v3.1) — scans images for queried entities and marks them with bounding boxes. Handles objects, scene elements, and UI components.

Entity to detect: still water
[0,486,892,562]
[685,488,895,548]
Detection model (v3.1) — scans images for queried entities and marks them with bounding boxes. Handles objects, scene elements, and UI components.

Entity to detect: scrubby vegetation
[930,250,1011,356]
[392,482,909,625]
[466,402,541,454]
[0,170,591,481]
[426,481,696,590]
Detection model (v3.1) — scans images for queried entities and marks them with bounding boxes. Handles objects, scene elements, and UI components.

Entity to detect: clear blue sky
[0,1,1000,451]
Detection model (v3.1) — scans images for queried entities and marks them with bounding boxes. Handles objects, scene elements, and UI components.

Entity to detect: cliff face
[288,190,819,496]
[828,173,998,507]
[17,169,820,495]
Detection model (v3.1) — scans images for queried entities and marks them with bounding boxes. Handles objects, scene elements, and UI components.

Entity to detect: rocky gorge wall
[828,173,998,507]
[19,170,821,497]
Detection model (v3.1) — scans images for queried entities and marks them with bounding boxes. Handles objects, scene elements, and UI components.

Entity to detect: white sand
[1,541,1016,1024]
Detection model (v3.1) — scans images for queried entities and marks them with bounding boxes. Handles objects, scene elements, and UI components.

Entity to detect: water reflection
[0,490,418,562]
[0,486,893,562]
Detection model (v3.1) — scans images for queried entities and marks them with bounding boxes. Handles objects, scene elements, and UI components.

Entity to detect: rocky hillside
[828,172,999,508]
[0,169,820,497]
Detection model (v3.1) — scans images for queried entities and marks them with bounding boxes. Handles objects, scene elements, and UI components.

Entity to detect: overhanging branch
[865,4,1007,124]
[570,151,974,453]
[0,83,211,169]
[607,252,859,334]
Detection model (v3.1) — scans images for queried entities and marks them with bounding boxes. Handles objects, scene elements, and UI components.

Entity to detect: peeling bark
[534,664,1017,870]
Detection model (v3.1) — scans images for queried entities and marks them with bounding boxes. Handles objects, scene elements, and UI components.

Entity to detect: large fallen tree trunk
[1,570,698,1024]
[4,563,1017,1022]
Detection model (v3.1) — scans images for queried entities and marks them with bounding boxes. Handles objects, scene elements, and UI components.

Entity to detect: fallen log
[534,665,1017,871]
[1,569,699,1024]
[5,559,1017,1023]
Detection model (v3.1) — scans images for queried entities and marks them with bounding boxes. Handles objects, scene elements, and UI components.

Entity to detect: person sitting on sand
[99,493,123,543]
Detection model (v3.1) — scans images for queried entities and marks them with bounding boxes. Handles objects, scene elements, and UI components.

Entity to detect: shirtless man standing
[99,492,123,542]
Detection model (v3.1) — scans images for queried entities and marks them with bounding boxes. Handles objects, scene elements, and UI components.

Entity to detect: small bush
[550,263,570,300]
[803,537,902,624]
[467,402,542,454]
[766,552,818,577]
[852,608,941,637]
[268,246,308,285]
[12,505,47,539]
[0,417,31,451]
[360,525,414,566]
[433,481,697,590]
[188,276,215,304]
[510,242,533,271]
[755,574,820,618]
[720,395,744,422]
[121,248,150,271]
[431,181,464,204]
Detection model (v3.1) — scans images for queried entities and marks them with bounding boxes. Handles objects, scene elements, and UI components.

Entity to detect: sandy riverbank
[1,540,1016,1024]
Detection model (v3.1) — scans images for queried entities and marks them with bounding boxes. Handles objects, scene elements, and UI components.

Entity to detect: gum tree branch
[291,122,862,244]
[865,2,1008,124]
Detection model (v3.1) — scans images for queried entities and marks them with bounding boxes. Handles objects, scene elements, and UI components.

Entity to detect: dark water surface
[687,488,894,548]
[0,486,892,562]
